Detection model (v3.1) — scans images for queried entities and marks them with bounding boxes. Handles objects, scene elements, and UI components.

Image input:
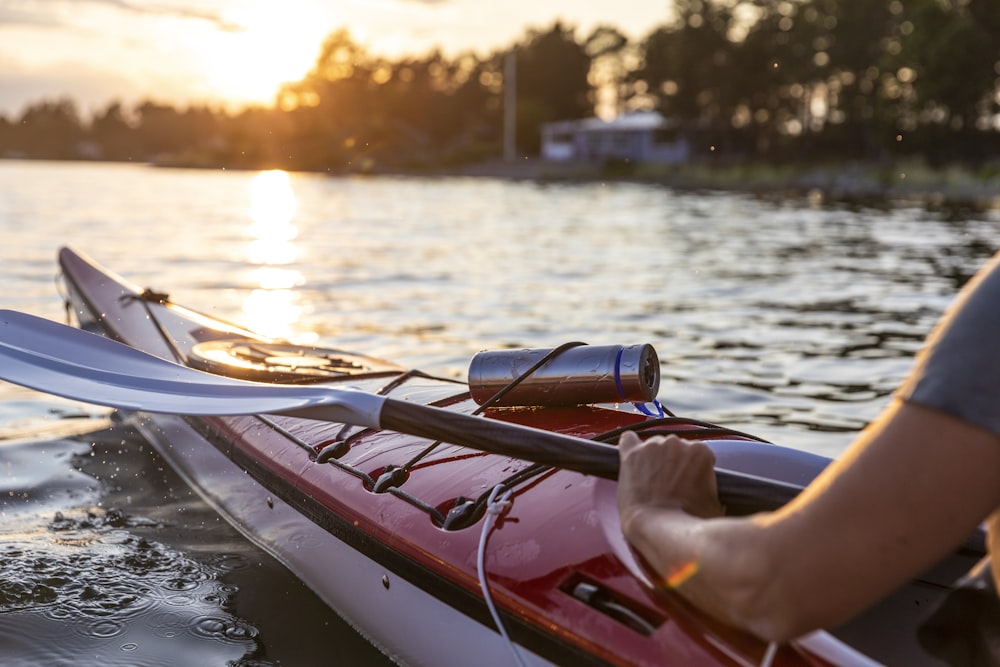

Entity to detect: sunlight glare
[242,288,304,339]
[253,266,304,290]
[206,1,326,106]
[250,170,296,231]
[244,169,309,339]
[248,170,299,264]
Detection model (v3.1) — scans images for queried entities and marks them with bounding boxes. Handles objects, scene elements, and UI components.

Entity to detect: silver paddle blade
[0,310,384,424]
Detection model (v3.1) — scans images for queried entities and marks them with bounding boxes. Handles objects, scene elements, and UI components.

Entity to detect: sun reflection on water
[243,170,310,340]
[248,169,298,263]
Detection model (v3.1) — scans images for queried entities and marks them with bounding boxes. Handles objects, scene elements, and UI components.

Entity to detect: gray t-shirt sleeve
[896,252,1000,439]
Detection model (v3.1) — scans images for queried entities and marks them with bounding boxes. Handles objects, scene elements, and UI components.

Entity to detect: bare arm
[617,399,1000,642]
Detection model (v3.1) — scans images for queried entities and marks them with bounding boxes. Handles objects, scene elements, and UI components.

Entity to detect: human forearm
[616,431,804,640]
[621,505,798,641]
[618,402,1000,643]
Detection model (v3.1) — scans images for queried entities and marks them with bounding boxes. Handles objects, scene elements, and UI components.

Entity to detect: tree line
[1,0,998,172]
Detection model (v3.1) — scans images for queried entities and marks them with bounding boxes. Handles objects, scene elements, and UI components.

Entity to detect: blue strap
[634,400,665,418]
[613,346,626,401]
[615,346,663,417]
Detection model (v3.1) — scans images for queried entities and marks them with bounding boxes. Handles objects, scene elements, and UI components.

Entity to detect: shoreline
[6,155,1000,209]
[423,158,1000,209]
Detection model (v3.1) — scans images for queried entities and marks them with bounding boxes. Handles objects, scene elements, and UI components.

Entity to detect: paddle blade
[0,310,382,422]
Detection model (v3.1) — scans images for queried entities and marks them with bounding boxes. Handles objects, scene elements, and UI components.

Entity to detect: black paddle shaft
[379,399,803,513]
[380,399,620,478]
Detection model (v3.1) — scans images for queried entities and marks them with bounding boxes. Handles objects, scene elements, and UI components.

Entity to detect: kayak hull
[133,412,557,666]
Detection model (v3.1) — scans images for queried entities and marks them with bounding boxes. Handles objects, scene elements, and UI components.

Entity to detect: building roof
[543,111,673,135]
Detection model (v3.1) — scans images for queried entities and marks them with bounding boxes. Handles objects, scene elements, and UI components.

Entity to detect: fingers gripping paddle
[0,310,802,507]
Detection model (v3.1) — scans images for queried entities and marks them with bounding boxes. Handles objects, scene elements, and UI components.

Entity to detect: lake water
[0,159,997,665]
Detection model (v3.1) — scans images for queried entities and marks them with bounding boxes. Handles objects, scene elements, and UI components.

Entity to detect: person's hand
[617,432,724,532]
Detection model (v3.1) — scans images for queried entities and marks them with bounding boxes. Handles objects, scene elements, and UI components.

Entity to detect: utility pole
[503,49,516,162]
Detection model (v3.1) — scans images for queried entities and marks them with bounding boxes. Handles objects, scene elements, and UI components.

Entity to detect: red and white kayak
[43,246,981,666]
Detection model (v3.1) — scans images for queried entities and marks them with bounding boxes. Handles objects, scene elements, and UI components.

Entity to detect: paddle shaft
[298,399,803,511]
[381,399,619,478]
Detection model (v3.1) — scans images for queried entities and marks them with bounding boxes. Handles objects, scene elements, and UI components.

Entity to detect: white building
[540,111,690,165]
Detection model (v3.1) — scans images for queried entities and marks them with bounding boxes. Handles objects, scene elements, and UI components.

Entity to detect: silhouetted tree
[585,25,634,115]
[88,102,136,161]
[512,22,593,153]
[886,0,1000,163]
[635,3,737,133]
[13,98,85,159]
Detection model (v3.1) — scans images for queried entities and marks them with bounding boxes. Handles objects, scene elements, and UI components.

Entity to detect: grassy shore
[444,158,1000,209]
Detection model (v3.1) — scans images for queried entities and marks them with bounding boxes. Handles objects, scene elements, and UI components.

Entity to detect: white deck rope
[477,484,529,667]
[759,641,779,667]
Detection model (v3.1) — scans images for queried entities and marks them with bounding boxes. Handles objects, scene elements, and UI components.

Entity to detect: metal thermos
[468,344,660,407]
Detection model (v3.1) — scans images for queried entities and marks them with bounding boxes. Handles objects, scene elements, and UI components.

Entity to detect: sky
[0,0,675,118]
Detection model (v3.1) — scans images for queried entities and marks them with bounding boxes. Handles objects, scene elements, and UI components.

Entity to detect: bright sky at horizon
[0,0,675,118]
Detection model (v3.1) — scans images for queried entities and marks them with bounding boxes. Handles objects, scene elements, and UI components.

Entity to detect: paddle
[0,310,803,508]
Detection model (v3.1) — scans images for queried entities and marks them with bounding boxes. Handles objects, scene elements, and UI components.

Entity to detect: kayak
[4,247,984,666]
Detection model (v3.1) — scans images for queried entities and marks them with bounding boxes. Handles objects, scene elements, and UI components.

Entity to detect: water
[0,159,997,665]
